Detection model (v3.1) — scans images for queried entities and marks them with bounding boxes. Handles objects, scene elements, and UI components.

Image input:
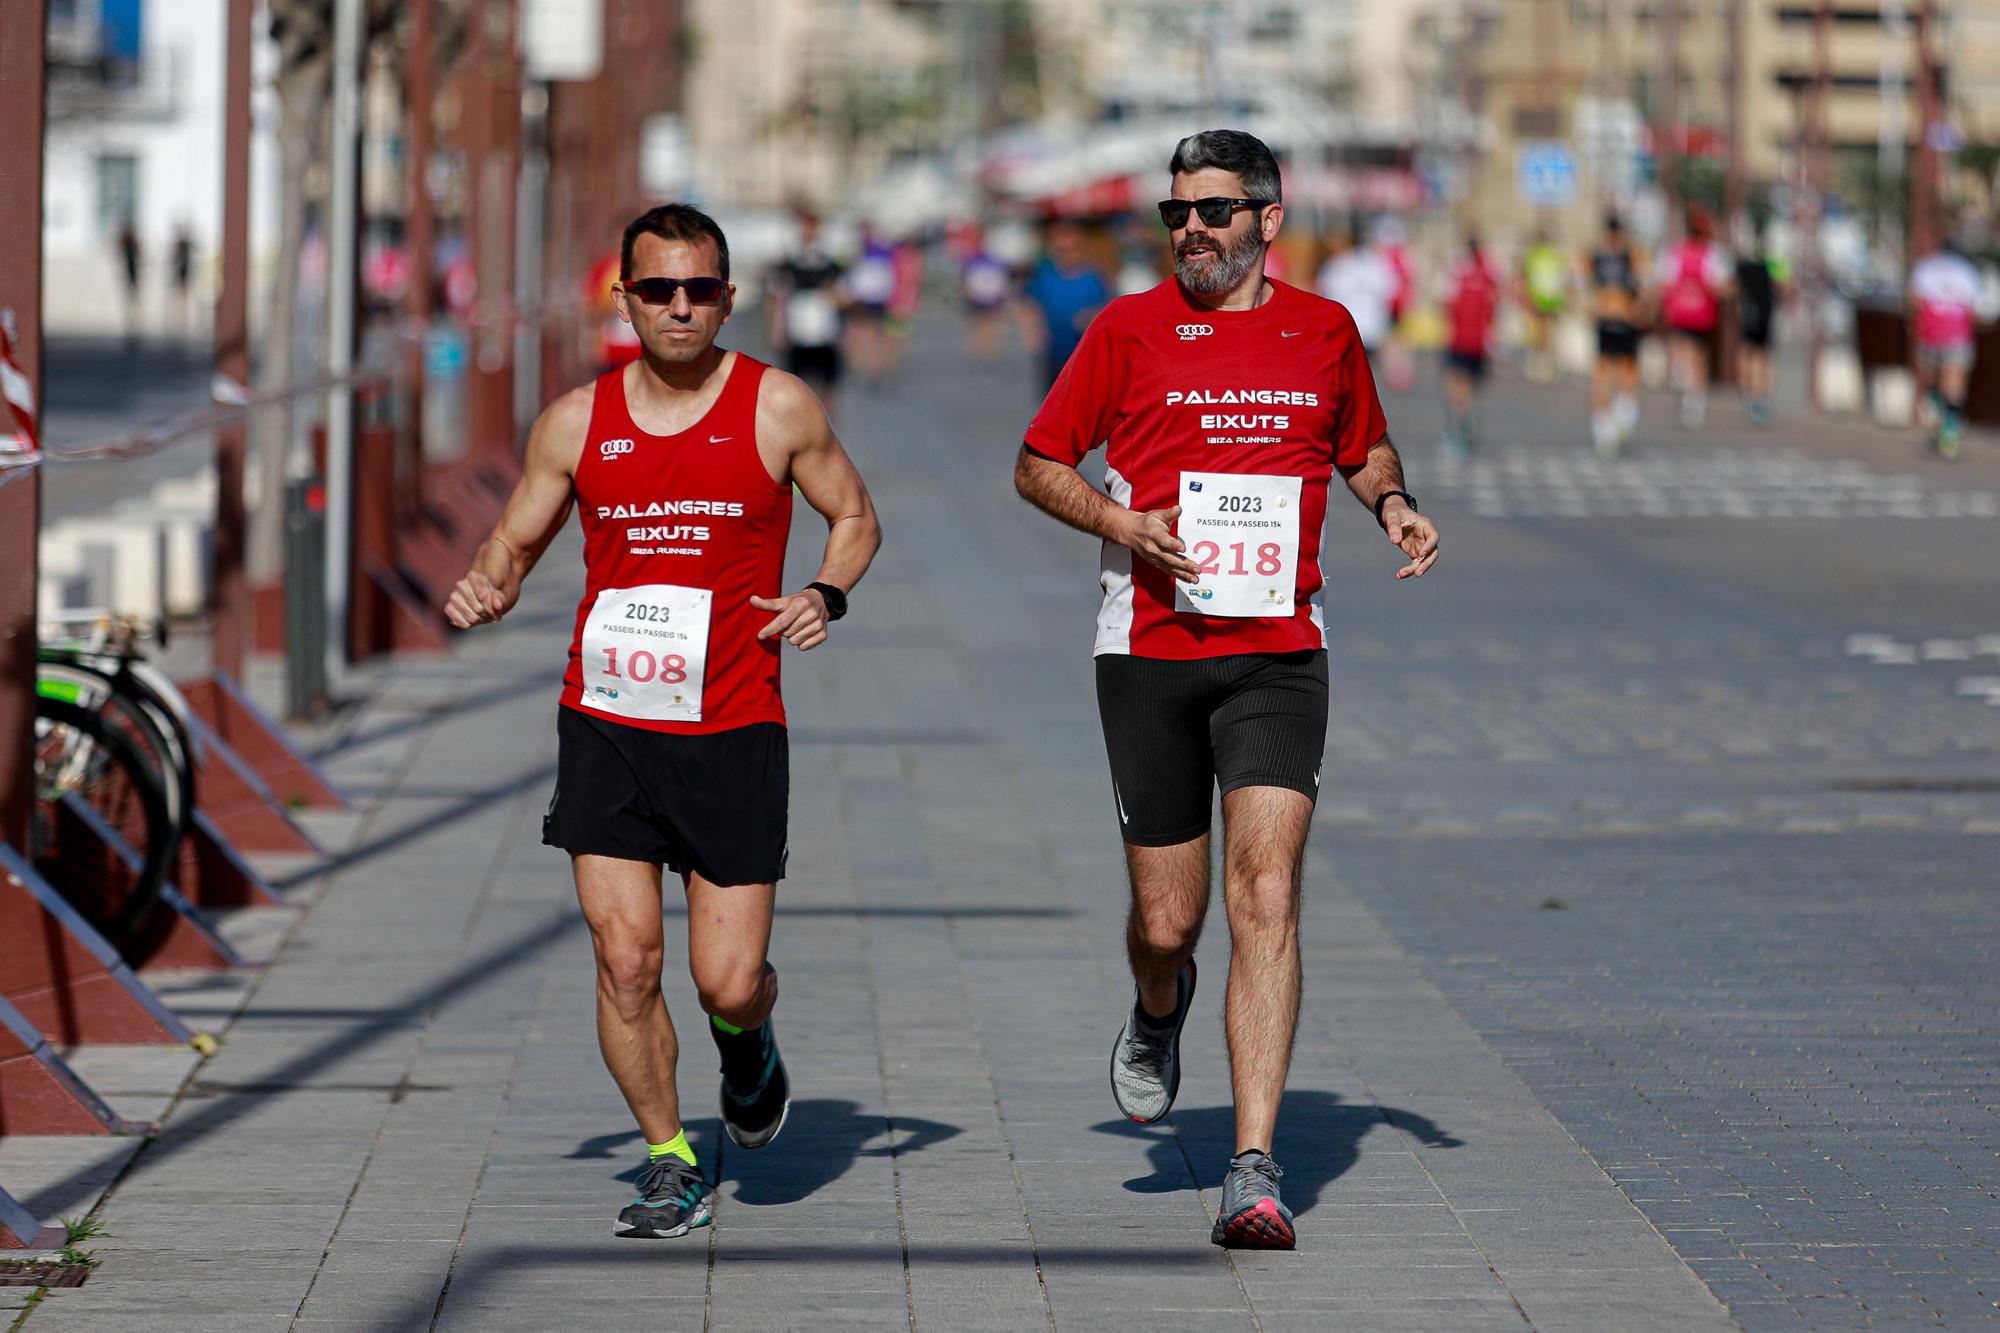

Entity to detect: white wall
[42,0,283,346]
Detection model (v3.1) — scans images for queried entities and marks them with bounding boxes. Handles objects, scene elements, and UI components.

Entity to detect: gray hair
[1168,130,1282,204]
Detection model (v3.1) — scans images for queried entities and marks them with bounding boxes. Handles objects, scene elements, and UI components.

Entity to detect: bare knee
[595,939,664,1021]
[693,959,770,1025]
[1132,898,1201,960]
[1229,869,1299,941]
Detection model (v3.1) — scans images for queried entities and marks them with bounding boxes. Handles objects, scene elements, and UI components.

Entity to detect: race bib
[579,584,711,723]
[786,289,840,347]
[1174,471,1302,618]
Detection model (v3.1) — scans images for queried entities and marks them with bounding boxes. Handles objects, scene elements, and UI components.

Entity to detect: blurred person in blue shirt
[1019,219,1110,393]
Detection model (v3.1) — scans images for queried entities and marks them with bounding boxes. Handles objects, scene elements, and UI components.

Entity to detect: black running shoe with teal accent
[1110,958,1196,1123]
[615,1155,713,1239]
[1211,1149,1296,1249]
[714,1020,790,1149]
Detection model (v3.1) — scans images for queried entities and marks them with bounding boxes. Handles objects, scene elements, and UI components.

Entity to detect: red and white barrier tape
[0,307,40,468]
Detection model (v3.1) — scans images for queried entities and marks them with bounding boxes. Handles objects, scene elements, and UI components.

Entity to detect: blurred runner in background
[1661,204,1733,429]
[1018,219,1110,394]
[1734,223,1787,428]
[767,211,848,423]
[845,221,898,386]
[1315,227,1398,359]
[1908,236,1982,459]
[960,231,1015,361]
[1587,212,1648,457]
[1520,228,1568,384]
[1442,235,1500,458]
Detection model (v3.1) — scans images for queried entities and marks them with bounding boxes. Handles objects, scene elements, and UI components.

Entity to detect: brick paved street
[11,314,2000,1330]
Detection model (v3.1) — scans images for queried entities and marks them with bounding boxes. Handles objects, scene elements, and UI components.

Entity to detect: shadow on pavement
[721,1099,961,1206]
[1094,1090,1463,1216]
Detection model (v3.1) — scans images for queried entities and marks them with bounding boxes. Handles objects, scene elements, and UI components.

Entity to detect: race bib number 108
[580,584,711,722]
[1173,471,1302,618]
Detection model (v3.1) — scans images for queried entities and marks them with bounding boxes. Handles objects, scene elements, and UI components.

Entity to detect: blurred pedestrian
[1374,219,1418,392]
[884,235,924,374]
[1315,227,1398,357]
[1017,219,1109,394]
[1442,234,1500,457]
[960,233,1014,361]
[118,222,143,346]
[171,225,196,341]
[1908,235,1981,459]
[1519,227,1568,384]
[1660,204,1733,429]
[767,210,848,423]
[1734,223,1786,427]
[844,221,897,387]
[1587,212,1648,456]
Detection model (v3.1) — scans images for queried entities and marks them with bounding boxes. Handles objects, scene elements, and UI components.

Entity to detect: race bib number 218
[1173,471,1302,618]
[580,584,711,722]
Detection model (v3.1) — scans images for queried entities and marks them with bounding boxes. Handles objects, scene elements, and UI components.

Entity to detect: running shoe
[1110,959,1196,1123]
[716,1020,790,1150]
[1211,1149,1296,1250]
[615,1155,713,1239]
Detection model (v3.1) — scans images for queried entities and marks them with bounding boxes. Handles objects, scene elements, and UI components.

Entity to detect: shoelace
[635,1157,699,1204]
[1230,1154,1284,1196]
[1121,1025,1170,1078]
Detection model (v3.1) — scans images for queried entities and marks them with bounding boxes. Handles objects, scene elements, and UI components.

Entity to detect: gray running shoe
[614,1155,713,1239]
[1109,959,1195,1123]
[1211,1149,1296,1249]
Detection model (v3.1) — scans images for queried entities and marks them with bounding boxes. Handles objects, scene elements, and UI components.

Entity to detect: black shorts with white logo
[542,707,788,886]
[1095,650,1329,847]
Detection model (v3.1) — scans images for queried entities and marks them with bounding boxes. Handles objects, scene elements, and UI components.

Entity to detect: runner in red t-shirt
[1014,129,1441,1251]
[445,204,882,1241]
[1442,235,1500,456]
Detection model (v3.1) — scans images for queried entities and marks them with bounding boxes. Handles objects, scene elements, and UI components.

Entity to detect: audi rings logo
[600,438,635,460]
[1176,323,1213,341]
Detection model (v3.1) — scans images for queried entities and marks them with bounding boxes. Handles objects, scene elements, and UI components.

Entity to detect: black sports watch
[807,581,848,621]
[1373,489,1419,524]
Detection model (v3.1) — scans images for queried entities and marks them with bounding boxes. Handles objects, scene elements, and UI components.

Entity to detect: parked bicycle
[32,614,202,963]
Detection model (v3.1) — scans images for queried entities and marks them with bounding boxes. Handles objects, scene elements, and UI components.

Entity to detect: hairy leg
[1125,835,1211,1019]
[685,874,779,1031]
[575,853,680,1143]
[1219,786,1312,1153]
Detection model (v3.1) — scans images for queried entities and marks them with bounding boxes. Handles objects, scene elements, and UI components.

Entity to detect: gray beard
[1175,230,1264,295]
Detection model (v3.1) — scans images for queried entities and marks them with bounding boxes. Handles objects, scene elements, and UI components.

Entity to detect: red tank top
[559,353,793,734]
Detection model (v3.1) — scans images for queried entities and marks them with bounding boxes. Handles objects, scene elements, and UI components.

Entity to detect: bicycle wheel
[37,663,194,845]
[32,696,177,960]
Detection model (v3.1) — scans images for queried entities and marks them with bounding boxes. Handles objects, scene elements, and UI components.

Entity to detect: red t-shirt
[1024,278,1387,660]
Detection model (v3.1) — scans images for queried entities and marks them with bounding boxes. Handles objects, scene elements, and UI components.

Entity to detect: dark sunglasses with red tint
[1157,197,1274,230]
[621,276,728,305]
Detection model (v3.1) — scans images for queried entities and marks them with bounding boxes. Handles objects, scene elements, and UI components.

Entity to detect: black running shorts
[1597,320,1641,361]
[1095,650,1329,847]
[542,707,788,886]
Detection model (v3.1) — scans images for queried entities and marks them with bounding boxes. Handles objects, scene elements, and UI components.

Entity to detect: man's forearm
[1341,436,1408,516]
[1014,447,1129,543]
[811,512,882,592]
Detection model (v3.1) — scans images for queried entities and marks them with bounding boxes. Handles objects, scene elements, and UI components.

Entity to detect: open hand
[1120,505,1202,584]
[1382,502,1440,579]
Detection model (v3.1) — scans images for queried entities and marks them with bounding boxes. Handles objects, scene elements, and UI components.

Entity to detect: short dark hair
[621,203,730,282]
[1168,129,1282,204]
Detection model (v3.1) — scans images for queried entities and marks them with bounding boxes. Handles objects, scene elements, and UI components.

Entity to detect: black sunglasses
[1157,197,1274,230]
[622,276,727,305]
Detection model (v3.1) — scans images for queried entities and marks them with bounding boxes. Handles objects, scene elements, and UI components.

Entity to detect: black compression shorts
[1095,650,1329,847]
[542,708,789,885]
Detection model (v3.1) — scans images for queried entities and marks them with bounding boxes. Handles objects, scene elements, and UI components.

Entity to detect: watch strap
[807,581,848,621]
[1374,489,1418,523]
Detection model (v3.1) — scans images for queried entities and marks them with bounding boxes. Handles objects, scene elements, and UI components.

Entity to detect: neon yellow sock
[647,1130,696,1166]
[710,1015,744,1036]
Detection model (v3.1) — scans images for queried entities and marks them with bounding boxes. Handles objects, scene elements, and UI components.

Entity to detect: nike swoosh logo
[1280,331,1303,338]
[1114,782,1129,824]
[709,434,733,444]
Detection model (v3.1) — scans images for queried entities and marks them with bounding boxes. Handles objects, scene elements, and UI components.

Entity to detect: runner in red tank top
[445,205,881,1240]
[1014,130,1442,1252]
